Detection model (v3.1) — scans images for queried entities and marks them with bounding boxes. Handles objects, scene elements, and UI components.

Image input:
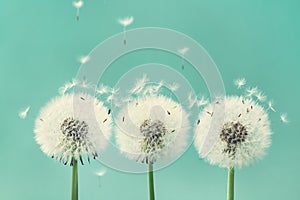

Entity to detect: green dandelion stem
[227,167,234,200]
[148,162,155,200]
[71,159,78,200]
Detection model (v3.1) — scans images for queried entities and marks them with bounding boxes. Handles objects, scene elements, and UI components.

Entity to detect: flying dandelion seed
[280,113,289,123]
[187,92,197,109]
[95,169,107,177]
[73,0,83,21]
[118,16,134,45]
[245,87,258,97]
[79,55,90,64]
[255,91,267,102]
[267,101,276,112]
[96,85,110,95]
[19,106,30,119]
[168,82,179,92]
[196,96,208,107]
[234,78,246,89]
[129,74,148,94]
[178,47,189,70]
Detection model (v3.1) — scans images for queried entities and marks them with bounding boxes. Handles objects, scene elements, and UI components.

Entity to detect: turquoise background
[1,0,299,199]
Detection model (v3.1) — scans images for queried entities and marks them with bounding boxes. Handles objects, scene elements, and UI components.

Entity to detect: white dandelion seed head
[118,16,134,27]
[19,106,30,119]
[34,93,112,165]
[234,78,246,89]
[178,47,189,55]
[280,113,289,123]
[194,96,272,168]
[73,0,83,8]
[116,96,190,164]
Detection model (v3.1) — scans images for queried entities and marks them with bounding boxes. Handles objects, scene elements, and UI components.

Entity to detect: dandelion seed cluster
[194,96,272,168]
[34,93,112,165]
[116,96,190,164]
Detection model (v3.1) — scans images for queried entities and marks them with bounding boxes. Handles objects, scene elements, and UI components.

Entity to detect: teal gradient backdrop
[1,0,299,200]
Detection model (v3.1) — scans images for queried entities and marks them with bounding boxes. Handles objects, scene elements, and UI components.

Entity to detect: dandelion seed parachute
[194,96,272,168]
[116,95,190,164]
[34,93,112,165]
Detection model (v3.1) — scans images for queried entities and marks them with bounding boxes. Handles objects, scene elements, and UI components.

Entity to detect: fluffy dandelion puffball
[194,96,272,168]
[116,95,190,164]
[34,93,112,165]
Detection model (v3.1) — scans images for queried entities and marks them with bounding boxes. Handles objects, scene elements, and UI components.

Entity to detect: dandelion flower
[73,0,84,21]
[19,106,30,119]
[116,95,189,164]
[116,95,189,200]
[95,169,107,177]
[280,113,289,123]
[234,78,246,89]
[118,16,134,45]
[195,96,272,200]
[195,96,271,168]
[34,93,112,200]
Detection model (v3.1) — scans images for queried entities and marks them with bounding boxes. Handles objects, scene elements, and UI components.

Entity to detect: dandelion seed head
[116,96,190,164]
[118,16,134,27]
[34,93,112,165]
[194,96,272,168]
[19,106,30,119]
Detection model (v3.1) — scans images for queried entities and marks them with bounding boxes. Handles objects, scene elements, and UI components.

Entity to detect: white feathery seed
[79,55,90,64]
[194,96,272,168]
[19,106,30,119]
[280,113,289,123]
[34,93,112,165]
[73,0,84,21]
[116,95,190,164]
[118,16,134,27]
[178,47,189,55]
[129,74,148,94]
[234,78,246,89]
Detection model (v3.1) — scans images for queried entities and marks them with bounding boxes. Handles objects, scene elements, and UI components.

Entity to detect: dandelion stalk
[148,163,155,200]
[227,167,234,200]
[71,158,78,200]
